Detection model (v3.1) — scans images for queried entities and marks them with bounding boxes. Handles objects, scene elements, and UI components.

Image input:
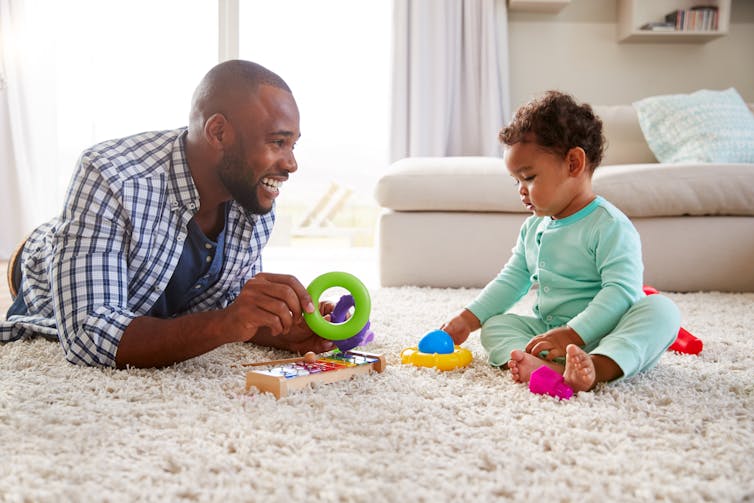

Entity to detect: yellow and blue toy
[401,329,473,371]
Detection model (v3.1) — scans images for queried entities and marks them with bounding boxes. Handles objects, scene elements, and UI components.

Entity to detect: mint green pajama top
[466,196,644,346]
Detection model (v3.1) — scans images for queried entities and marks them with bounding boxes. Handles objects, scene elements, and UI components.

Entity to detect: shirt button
[204,243,213,250]
[177,235,185,242]
[206,256,212,263]
[540,261,546,267]
[546,315,553,322]
[194,285,202,290]
[543,286,550,293]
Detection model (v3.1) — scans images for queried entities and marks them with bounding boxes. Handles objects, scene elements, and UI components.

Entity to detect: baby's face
[504,141,578,219]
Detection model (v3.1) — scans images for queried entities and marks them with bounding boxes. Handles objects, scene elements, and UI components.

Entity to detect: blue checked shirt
[0,129,274,367]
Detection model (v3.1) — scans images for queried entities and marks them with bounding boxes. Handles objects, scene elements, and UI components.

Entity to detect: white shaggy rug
[2,288,753,502]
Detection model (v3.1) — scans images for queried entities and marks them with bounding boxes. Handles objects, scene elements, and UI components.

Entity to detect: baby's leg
[590,294,681,381]
[480,314,549,380]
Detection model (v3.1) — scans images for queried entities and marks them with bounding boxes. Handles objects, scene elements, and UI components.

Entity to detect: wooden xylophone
[245,350,386,399]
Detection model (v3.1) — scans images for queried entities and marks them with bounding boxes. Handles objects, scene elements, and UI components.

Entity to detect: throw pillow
[633,88,754,163]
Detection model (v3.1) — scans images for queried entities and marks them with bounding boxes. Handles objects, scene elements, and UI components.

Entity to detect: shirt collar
[546,196,603,228]
[167,129,201,215]
[167,128,265,225]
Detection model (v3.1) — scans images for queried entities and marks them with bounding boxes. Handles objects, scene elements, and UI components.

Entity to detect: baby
[442,91,681,392]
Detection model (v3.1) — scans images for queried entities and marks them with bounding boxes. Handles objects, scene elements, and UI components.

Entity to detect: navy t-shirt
[148,204,230,318]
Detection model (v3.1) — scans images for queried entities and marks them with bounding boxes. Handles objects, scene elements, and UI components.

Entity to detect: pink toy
[529,365,573,400]
[643,285,703,355]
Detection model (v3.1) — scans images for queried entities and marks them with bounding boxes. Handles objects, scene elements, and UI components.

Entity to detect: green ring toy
[304,271,371,341]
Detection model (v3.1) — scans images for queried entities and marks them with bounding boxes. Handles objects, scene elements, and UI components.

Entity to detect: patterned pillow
[633,88,754,163]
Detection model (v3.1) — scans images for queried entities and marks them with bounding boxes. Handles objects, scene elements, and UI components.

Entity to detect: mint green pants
[480,295,681,380]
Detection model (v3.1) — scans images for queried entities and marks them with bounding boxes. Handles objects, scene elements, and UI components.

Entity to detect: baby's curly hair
[499,90,605,172]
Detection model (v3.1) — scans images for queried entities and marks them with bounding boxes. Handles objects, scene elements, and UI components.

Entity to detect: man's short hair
[200,60,291,94]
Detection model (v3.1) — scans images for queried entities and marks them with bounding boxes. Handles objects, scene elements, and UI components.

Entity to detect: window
[8,0,217,221]
[238,0,391,247]
[5,0,389,256]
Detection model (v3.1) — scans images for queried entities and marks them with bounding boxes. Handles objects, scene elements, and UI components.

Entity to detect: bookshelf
[617,0,730,43]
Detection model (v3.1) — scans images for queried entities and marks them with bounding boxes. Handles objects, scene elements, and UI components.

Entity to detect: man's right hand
[224,272,316,343]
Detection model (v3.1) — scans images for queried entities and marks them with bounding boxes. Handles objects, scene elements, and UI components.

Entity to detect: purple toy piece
[529,365,573,400]
[330,295,375,352]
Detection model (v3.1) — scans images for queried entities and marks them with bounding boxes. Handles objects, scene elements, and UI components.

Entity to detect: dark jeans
[6,286,28,317]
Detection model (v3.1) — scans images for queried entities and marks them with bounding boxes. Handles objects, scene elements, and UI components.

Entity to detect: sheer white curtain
[390,0,510,161]
[0,0,61,257]
[0,0,216,258]
[0,69,27,258]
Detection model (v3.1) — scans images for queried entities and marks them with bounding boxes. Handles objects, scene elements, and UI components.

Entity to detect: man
[1,60,336,368]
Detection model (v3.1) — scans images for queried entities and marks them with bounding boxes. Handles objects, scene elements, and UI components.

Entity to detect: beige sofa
[375,105,754,292]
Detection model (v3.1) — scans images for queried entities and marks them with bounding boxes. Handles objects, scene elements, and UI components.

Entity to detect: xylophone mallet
[241,351,318,367]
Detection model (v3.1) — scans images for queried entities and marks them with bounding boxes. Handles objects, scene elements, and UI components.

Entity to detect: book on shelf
[639,21,676,31]
[664,5,719,32]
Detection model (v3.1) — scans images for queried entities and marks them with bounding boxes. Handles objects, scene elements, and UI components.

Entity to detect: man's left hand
[251,301,337,354]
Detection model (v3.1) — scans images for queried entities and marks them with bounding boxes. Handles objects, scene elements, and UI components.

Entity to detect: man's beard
[218,150,271,215]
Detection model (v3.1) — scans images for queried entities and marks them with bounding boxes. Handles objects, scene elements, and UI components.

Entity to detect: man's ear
[204,113,233,149]
[567,147,587,176]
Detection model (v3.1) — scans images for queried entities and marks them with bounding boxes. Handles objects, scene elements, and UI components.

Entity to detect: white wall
[507,0,754,108]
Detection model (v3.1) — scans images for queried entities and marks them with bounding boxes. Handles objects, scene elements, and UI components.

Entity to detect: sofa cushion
[593,105,657,166]
[633,88,754,164]
[375,156,525,212]
[376,156,754,218]
[592,163,754,218]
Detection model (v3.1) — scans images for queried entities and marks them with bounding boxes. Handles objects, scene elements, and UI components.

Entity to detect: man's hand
[115,273,333,369]
[525,325,585,361]
[251,300,337,354]
[223,272,316,343]
[441,309,481,345]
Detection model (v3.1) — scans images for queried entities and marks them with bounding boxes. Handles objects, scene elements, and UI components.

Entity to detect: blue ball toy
[418,329,455,355]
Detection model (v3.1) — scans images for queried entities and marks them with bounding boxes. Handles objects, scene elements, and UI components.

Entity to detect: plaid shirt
[0,129,274,367]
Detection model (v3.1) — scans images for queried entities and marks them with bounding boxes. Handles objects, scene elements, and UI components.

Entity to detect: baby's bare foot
[563,344,596,392]
[508,350,524,382]
[508,349,563,383]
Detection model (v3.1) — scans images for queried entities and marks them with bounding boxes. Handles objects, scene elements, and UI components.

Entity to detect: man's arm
[115,272,335,369]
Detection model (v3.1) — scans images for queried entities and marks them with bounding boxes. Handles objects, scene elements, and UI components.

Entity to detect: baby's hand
[441,309,481,345]
[525,326,585,361]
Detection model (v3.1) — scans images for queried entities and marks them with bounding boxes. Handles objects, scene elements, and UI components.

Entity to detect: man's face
[219,85,300,215]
